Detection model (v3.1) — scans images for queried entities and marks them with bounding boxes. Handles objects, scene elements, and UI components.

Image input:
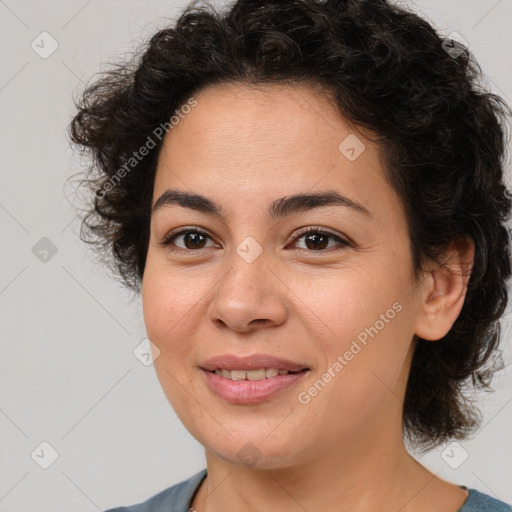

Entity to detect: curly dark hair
[69,0,512,452]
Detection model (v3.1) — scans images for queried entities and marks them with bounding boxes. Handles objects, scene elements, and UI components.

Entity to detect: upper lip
[201,354,310,372]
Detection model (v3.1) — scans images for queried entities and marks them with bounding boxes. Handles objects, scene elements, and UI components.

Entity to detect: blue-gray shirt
[103,468,512,512]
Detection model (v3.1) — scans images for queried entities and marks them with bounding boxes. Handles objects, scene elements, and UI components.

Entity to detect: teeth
[247,369,266,380]
[231,370,247,381]
[213,368,292,380]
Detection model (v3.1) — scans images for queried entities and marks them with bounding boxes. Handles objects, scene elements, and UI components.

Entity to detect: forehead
[155,81,383,188]
[168,81,346,149]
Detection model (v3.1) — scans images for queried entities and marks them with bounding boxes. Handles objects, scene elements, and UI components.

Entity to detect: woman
[69,0,512,510]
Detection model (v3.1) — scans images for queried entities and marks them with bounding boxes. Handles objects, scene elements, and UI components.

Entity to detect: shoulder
[102,468,207,512]
[459,488,512,512]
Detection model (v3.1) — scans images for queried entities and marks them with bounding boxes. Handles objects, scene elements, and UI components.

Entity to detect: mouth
[200,354,311,404]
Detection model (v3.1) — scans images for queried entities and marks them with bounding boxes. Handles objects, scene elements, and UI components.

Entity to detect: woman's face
[142,82,426,468]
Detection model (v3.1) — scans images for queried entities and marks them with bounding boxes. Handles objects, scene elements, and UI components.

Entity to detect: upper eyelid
[293,225,346,239]
[163,226,215,240]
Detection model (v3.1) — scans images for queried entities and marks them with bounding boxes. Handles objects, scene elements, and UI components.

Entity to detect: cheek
[296,267,413,399]
[141,261,215,406]
[141,266,203,420]
[295,265,404,347]
[141,273,172,343]
[142,261,206,343]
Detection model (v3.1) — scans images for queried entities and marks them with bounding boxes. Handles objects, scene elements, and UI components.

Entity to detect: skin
[141,82,474,512]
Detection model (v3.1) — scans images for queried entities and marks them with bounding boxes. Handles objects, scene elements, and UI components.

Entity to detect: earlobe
[414,237,475,341]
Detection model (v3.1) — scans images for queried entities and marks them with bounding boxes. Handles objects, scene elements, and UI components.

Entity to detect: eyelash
[160,226,351,253]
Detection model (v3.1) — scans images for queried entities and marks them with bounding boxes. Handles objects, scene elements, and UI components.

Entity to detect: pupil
[305,233,328,250]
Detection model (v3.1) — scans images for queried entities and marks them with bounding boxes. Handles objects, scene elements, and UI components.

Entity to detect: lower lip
[202,369,310,405]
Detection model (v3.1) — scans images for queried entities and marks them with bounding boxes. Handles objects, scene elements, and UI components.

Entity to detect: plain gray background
[1,0,511,510]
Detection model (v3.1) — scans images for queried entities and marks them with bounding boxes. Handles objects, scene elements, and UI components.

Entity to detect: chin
[199,431,306,470]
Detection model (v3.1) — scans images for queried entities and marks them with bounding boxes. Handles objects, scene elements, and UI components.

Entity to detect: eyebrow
[151,188,371,219]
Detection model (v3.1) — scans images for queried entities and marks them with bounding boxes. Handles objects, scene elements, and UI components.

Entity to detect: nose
[207,251,288,333]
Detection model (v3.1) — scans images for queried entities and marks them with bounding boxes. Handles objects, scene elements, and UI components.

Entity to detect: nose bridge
[223,233,269,290]
[208,239,287,331]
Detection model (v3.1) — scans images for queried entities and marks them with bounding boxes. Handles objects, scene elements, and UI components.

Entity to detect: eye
[160,228,218,251]
[289,227,351,252]
[160,226,351,253]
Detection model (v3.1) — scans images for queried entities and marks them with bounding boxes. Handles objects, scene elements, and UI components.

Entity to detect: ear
[414,236,475,341]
